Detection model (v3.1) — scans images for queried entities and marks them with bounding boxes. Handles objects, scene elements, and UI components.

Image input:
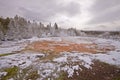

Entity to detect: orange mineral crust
[25,40,115,54]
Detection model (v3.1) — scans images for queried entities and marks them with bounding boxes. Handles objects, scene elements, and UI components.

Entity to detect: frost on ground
[0,52,45,68]
[0,40,28,54]
[0,37,120,80]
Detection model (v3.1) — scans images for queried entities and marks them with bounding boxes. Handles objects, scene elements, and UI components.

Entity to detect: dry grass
[56,61,120,80]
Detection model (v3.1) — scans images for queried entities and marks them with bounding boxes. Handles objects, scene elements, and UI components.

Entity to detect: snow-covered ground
[0,40,27,54]
[0,52,45,68]
[0,37,120,79]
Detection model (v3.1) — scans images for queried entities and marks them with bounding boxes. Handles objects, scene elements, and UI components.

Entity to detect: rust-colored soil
[25,40,115,54]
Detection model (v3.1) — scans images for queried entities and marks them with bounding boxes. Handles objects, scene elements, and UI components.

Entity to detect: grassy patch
[25,70,39,80]
[1,66,19,80]
[56,71,68,80]
[1,66,40,80]
[113,77,120,80]
[20,66,40,80]
[0,53,15,57]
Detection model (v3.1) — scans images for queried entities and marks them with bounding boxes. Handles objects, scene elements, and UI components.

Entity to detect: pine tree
[54,23,58,30]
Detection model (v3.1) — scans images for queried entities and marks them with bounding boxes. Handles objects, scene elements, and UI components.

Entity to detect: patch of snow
[35,62,59,79]
[111,40,120,49]
[61,65,80,78]
[0,41,27,54]
[53,49,120,77]
[0,46,23,54]
[53,56,67,63]
[93,51,120,66]
[53,52,93,69]
[67,67,74,77]
[27,37,62,43]
[72,65,79,70]
[0,52,45,68]
[27,36,42,42]
[41,69,53,78]
[61,37,93,44]
[0,72,7,77]
[8,78,14,80]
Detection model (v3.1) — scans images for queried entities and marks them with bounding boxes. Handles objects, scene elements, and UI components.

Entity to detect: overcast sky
[0,0,120,30]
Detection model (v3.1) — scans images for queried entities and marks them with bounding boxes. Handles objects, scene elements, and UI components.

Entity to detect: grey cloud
[0,0,27,17]
[88,0,120,24]
[91,0,120,13]
[60,2,81,17]
[88,8,120,24]
[19,7,55,22]
[23,0,81,21]
[0,0,81,22]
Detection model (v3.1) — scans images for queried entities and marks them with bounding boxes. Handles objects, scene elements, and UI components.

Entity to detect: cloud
[0,0,81,22]
[88,0,120,24]
[0,0,19,17]
[90,0,120,13]
[0,0,119,30]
